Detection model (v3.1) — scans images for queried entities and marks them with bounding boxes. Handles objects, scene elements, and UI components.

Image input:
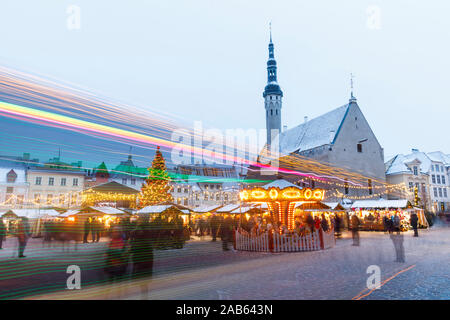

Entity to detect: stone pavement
[25,226,450,300]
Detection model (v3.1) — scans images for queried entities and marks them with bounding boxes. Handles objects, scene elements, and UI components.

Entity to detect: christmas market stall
[236,179,335,252]
[137,202,190,246]
[322,202,349,229]
[83,181,139,209]
[350,199,428,231]
[0,209,60,237]
[137,202,191,225]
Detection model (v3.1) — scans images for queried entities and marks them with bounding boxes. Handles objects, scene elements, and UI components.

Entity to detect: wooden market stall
[350,199,427,231]
[0,208,60,237]
[137,202,191,225]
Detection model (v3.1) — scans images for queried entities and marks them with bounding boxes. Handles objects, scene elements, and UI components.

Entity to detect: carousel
[239,179,325,231]
[236,179,335,253]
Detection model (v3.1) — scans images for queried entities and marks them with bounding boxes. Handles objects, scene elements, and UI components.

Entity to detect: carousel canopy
[351,199,411,209]
[191,204,223,213]
[260,179,299,190]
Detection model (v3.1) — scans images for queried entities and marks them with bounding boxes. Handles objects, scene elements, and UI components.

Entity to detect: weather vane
[350,73,355,98]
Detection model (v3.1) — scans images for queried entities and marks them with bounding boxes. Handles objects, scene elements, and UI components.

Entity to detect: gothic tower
[263,27,283,148]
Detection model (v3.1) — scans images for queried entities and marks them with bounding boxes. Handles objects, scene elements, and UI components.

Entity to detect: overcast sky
[1,0,449,161]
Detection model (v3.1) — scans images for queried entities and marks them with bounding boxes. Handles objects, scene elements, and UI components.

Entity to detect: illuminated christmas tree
[139,146,173,207]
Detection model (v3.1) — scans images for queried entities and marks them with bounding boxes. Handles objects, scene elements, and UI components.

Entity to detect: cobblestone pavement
[27,225,450,300]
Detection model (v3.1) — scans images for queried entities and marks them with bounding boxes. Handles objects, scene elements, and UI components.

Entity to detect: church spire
[264,23,283,148]
[263,24,282,97]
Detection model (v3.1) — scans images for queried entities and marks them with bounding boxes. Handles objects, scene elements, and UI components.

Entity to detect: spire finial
[350,73,357,102]
[269,21,272,43]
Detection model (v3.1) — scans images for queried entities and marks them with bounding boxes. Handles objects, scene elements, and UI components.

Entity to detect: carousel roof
[351,199,411,209]
[260,179,299,190]
[294,202,331,210]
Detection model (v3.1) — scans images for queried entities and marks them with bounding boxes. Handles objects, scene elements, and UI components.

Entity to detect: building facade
[27,159,86,208]
[386,149,450,213]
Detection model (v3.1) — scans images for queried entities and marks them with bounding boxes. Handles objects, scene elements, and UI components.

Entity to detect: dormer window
[7,169,17,183]
[413,166,418,176]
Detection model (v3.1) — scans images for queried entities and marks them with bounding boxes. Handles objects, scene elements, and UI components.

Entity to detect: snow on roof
[6,209,61,219]
[90,206,126,215]
[60,209,80,217]
[230,206,255,214]
[137,205,173,214]
[322,202,345,210]
[215,204,241,213]
[191,204,222,213]
[261,179,299,189]
[351,199,410,209]
[278,104,349,155]
[427,151,450,165]
[386,151,432,175]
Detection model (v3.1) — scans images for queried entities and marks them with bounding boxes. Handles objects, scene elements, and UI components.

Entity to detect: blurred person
[314,215,321,230]
[351,214,361,246]
[104,226,129,283]
[83,217,92,243]
[334,214,342,238]
[130,221,154,279]
[306,213,315,233]
[321,214,329,232]
[393,213,401,235]
[390,232,405,263]
[16,218,31,258]
[410,212,419,237]
[383,215,389,233]
[220,216,233,251]
[0,219,5,249]
[210,214,220,242]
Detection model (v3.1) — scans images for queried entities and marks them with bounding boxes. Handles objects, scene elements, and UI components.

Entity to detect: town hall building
[248,31,387,202]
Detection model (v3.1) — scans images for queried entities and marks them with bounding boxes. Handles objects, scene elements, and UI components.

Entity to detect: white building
[386,149,450,213]
[0,159,29,209]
